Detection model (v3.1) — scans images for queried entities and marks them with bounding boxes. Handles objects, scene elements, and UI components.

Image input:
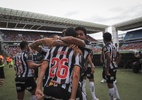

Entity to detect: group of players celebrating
[14,26,120,100]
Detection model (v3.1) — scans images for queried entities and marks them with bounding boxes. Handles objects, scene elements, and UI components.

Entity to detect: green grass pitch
[0,65,142,100]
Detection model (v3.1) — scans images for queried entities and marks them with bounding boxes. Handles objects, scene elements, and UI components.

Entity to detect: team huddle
[13,26,120,100]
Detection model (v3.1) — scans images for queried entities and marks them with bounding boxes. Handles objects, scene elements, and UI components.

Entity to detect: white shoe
[92,98,99,100]
[114,98,120,100]
[101,79,106,83]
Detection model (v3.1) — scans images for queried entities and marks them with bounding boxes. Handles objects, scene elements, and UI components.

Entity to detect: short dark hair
[20,41,28,50]
[62,29,66,36]
[75,26,87,36]
[64,27,77,37]
[103,32,112,41]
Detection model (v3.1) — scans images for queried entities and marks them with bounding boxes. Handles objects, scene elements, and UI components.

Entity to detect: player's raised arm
[59,36,85,48]
[36,60,48,99]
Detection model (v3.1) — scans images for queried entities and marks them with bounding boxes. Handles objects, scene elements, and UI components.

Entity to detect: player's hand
[105,70,110,76]
[69,44,76,48]
[91,67,94,73]
[28,47,33,53]
[71,45,82,56]
[35,89,44,100]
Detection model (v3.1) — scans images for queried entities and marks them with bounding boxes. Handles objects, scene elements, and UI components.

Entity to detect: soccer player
[14,41,41,100]
[0,54,5,86]
[75,26,99,100]
[100,52,107,83]
[31,49,44,81]
[102,32,121,100]
[35,27,83,100]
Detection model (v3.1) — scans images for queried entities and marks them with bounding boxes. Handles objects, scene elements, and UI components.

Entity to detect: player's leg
[88,77,98,99]
[89,79,99,100]
[107,83,114,100]
[0,67,5,79]
[113,70,120,100]
[101,70,106,83]
[81,68,87,97]
[86,67,98,100]
[80,70,87,100]
[17,91,25,100]
[26,77,37,100]
[82,76,87,97]
[106,69,116,100]
[15,78,25,100]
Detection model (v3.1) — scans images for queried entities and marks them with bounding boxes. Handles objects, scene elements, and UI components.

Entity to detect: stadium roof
[113,16,142,31]
[1,7,142,34]
[0,7,108,34]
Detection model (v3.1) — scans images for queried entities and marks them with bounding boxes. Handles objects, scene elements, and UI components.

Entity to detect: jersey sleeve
[84,39,92,50]
[103,45,110,55]
[74,53,82,68]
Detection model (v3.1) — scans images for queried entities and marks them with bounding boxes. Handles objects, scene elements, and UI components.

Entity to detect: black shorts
[43,86,82,100]
[0,67,5,79]
[105,69,117,83]
[84,67,94,79]
[15,77,36,92]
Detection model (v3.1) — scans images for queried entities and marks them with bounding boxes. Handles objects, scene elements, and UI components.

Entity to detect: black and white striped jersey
[102,42,118,69]
[80,39,91,63]
[40,46,50,56]
[43,46,82,92]
[14,51,34,78]
[31,52,44,64]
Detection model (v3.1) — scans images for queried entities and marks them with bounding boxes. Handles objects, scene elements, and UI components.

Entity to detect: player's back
[44,46,81,90]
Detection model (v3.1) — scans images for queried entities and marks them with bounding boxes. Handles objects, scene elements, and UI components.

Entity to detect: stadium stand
[124,29,142,40]
[0,30,62,57]
[120,29,142,50]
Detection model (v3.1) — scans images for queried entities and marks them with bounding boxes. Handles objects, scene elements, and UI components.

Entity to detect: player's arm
[30,38,68,51]
[105,52,111,76]
[36,60,48,99]
[29,38,55,52]
[26,61,41,69]
[70,65,80,99]
[59,36,85,47]
[87,54,95,73]
[29,39,44,52]
[25,52,41,69]
[51,39,68,47]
